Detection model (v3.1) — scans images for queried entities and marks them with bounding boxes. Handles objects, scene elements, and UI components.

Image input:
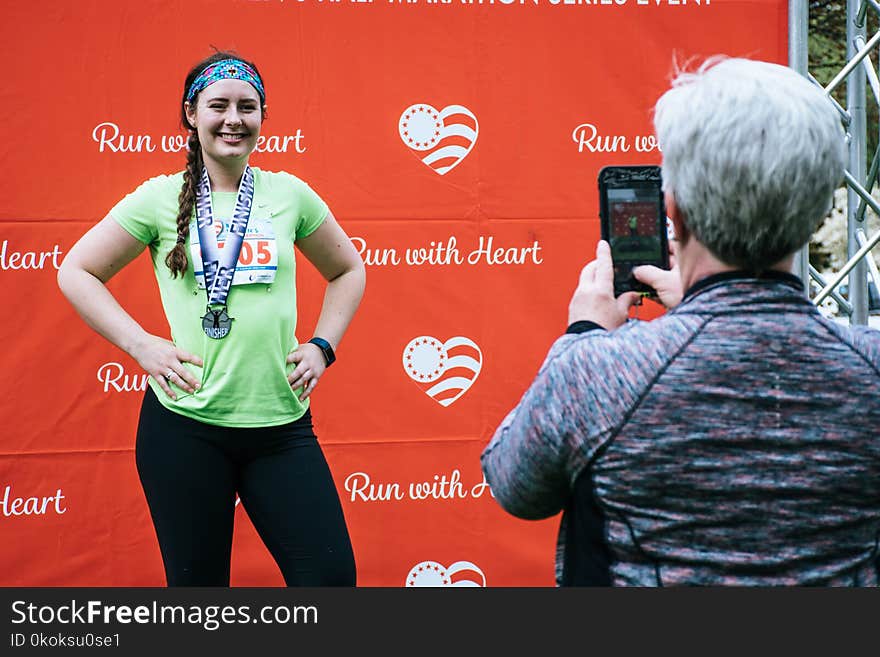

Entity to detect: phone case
[598,165,669,297]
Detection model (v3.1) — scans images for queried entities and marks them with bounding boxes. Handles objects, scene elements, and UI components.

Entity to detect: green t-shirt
[111,168,328,427]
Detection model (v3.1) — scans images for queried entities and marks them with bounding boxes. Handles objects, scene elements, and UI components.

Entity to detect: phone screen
[607,187,664,265]
[598,165,668,296]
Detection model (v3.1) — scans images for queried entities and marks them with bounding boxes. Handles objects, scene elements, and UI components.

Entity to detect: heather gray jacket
[481,272,880,586]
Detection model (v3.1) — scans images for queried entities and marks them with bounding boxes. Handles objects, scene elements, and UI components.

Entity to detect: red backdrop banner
[0,0,787,586]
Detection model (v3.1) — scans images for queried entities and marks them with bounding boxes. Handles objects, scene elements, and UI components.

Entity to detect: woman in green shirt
[58,51,364,586]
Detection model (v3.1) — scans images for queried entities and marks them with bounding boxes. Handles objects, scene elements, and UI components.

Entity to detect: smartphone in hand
[598,165,670,297]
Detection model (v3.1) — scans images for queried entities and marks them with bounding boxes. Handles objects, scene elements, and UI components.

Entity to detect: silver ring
[166,370,175,379]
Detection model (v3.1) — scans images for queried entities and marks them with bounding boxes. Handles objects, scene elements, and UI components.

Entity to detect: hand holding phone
[568,240,643,330]
[598,165,670,298]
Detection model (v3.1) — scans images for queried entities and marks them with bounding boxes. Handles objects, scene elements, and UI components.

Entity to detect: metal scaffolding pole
[791,1,811,293]
[848,0,870,324]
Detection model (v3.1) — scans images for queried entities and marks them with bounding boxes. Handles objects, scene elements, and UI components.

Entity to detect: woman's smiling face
[185,78,263,171]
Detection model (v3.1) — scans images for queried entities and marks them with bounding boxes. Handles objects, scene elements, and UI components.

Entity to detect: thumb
[594,240,614,289]
[632,265,665,287]
[577,260,597,288]
[287,349,302,365]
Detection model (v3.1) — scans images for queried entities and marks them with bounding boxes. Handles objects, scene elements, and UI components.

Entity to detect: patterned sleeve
[108,175,166,245]
[480,334,585,520]
[847,325,880,375]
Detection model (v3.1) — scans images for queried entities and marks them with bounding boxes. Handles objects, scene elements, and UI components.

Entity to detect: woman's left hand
[287,342,327,401]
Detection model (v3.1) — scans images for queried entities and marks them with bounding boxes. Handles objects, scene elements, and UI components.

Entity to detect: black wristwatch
[308,337,336,367]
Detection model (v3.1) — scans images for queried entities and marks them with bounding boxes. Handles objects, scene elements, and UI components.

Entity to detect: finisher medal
[194,166,255,341]
[201,305,233,340]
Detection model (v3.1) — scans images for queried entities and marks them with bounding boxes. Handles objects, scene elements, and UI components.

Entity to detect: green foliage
[809,1,879,158]
[810,1,847,83]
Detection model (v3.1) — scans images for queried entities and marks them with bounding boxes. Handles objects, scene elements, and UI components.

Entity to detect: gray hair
[654,57,846,270]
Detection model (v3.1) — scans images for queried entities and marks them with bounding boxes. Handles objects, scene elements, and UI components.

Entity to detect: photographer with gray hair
[481,57,880,586]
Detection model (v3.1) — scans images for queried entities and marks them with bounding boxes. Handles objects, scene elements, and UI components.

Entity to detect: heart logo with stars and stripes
[398,104,479,175]
[405,560,486,587]
[402,335,482,406]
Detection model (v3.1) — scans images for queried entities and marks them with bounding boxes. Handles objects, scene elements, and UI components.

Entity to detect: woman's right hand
[57,216,204,401]
[129,335,203,400]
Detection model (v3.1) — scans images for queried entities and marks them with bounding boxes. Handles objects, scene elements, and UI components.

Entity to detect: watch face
[310,338,335,366]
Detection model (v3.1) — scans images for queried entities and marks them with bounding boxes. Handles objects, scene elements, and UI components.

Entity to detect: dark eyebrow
[203,96,259,105]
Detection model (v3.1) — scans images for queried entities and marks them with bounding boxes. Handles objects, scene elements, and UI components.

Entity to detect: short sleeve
[294,180,329,241]
[109,176,167,245]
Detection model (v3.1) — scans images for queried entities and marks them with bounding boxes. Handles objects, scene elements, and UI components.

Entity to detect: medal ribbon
[194,166,255,306]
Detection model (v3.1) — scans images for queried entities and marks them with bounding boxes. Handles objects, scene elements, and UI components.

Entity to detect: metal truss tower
[793,0,879,324]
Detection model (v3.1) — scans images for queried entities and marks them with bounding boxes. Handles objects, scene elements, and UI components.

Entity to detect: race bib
[190,214,278,288]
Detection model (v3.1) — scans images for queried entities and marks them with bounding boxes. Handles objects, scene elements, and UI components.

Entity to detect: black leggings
[135,387,356,586]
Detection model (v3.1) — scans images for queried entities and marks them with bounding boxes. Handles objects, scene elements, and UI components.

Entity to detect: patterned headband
[186,59,265,103]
